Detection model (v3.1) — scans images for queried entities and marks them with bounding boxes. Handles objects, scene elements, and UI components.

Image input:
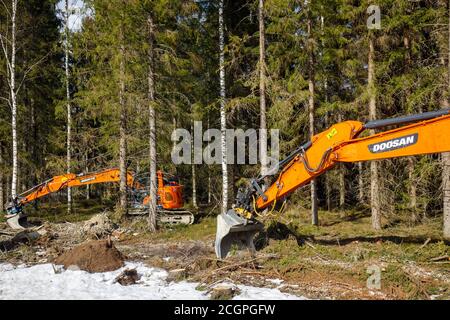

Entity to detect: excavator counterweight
[215,109,450,259]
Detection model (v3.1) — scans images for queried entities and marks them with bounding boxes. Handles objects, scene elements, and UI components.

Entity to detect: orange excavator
[215,109,450,258]
[4,168,194,230]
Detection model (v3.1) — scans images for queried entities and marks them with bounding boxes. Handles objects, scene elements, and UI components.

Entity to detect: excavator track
[127,208,195,225]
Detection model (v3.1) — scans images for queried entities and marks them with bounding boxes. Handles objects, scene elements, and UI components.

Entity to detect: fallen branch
[430,255,449,262]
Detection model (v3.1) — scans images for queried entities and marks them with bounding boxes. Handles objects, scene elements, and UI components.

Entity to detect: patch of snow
[0,262,306,300]
[233,284,305,300]
[163,257,172,262]
[266,278,284,286]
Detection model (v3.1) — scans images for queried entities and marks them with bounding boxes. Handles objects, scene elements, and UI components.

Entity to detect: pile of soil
[54,239,125,273]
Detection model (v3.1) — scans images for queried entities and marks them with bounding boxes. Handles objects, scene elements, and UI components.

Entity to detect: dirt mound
[54,239,125,273]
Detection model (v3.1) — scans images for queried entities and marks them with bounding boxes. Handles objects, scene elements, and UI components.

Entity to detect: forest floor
[0,200,449,300]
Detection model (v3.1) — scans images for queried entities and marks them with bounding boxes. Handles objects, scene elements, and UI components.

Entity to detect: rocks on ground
[209,283,241,300]
[54,239,125,273]
[115,268,140,285]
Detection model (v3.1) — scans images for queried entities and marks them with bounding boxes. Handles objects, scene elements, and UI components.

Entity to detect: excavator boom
[4,168,193,229]
[215,109,450,258]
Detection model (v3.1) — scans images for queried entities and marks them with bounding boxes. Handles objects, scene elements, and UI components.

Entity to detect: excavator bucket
[215,209,264,259]
[4,202,29,230]
[5,213,28,230]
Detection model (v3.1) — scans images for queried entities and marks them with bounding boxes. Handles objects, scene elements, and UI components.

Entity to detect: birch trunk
[307,18,318,226]
[368,36,381,230]
[10,0,18,199]
[259,0,267,176]
[65,0,72,214]
[147,15,157,231]
[191,121,197,208]
[219,0,228,214]
[119,35,127,214]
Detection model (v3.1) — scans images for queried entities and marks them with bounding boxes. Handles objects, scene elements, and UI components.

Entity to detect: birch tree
[307,13,318,226]
[259,0,267,176]
[119,25,128,213]
[147,14,157,231]
[0,0,18,199]
[64,0,72,214]
[219,0,228,214]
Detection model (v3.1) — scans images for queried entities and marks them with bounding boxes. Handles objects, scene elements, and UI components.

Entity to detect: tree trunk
[358,162,364,203]
[337,114,345,208]
[147,15,157,232]
[85,153,90,200]
[65,0,72,214]
[118,35,127,214]
[191,121,197,208]
[368,35,381,230]
[0,145,3,211]
[10,0,18,199]
[443,4,450,239]
[207,118,211,204]
[402,33,417,215]
[219,0,228,214]
[259,0,268,176]
[307,18,318,226]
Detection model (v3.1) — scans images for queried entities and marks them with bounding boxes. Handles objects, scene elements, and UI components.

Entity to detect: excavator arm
[215,109,450,258]
[16,168,141,205]
[4,168,142,229]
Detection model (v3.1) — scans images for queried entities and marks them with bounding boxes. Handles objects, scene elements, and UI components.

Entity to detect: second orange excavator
[4,168,194,229]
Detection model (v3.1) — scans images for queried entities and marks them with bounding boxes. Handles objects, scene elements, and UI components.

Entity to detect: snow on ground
[0,262,305,300]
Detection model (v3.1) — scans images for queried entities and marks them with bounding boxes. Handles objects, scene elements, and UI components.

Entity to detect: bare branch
[15,51,52,95]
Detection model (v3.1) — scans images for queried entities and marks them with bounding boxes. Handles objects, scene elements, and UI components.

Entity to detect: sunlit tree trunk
[219,0,228,214]
[307,17,318,226]
[119,30,127,214]
[336,114,345,208]
[368,35,381,230]
[147,14,157,231]
[259,0,267,176]
[64,0,72,214]
[2,0,19,199]
[191,121,197,208]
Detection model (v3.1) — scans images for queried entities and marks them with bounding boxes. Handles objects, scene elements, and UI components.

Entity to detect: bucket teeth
[215,209,264,259]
